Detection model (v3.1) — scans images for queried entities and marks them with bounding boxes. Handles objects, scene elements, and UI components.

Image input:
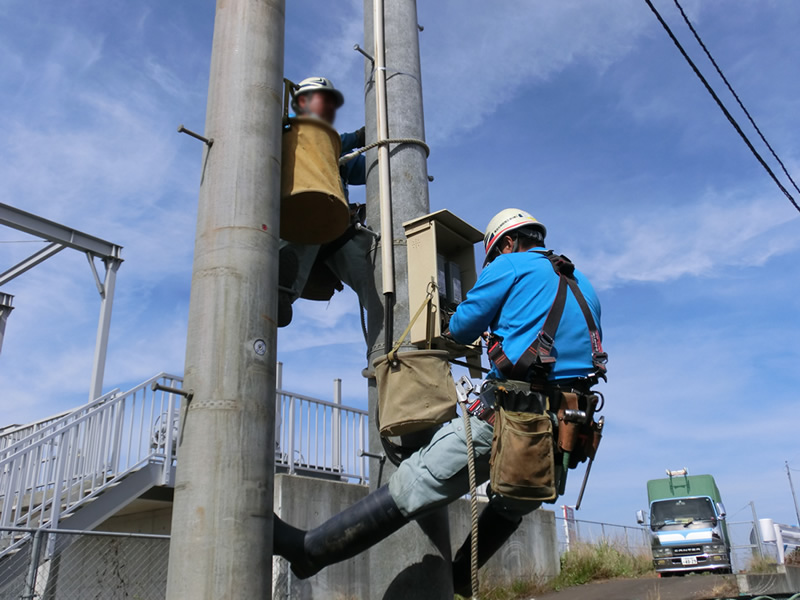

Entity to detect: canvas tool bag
[488,381,558,503]
[373,287,458,437]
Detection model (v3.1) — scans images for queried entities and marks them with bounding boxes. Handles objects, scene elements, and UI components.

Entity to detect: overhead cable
[643,0,800,214]
[671,0,800,197]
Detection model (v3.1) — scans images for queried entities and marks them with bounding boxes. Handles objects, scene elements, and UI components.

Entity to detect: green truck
[636,469,732,575]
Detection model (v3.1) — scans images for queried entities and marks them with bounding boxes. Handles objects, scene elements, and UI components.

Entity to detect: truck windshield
[651,497,715,527]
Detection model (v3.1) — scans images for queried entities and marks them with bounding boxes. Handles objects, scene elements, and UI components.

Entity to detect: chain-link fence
[554,514,651,557]
[0,527,169,600]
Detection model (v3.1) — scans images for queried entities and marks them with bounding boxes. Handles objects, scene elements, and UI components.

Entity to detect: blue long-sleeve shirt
[449,248,602,381]
[340,131,365,200]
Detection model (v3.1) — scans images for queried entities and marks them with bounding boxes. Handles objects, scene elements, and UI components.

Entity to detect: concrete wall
[272,474,560,599]
[45,474,560,599]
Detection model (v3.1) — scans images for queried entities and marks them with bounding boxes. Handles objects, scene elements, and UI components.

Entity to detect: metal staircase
[0,373,182,562]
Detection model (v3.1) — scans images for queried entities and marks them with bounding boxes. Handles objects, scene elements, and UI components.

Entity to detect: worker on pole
[273,209,608,596]
[278,77,375,327]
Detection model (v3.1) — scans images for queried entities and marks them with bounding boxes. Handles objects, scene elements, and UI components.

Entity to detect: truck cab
[637,469,732,575]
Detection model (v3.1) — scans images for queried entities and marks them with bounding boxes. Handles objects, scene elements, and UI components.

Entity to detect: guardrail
[0,371,369,553]
[276,378,369,484]
[0,373,182,557]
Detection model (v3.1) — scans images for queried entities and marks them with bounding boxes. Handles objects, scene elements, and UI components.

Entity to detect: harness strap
[510,274,568,380]
[488,250,606,381]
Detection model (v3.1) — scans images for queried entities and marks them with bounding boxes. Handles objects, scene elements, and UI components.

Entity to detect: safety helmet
[291,77,345,112]
[483,209,547,265]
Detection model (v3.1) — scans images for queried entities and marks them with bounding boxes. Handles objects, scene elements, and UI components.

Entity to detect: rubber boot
[452,505,523,597]
[278,247,299,328]
[272,512,307,567]
[290,485,408,580]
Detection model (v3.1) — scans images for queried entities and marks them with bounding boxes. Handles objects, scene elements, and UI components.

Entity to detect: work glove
[355,126,366,148]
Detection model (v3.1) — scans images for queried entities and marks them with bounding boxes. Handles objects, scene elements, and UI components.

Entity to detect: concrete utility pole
[165,1,284,598]
[363,1,453,598]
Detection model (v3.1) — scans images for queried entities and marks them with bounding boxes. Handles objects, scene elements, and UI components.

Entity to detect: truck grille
[672,546,703,555]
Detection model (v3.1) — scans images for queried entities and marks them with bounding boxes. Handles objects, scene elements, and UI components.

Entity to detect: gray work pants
[281,230,377,309]
[388,415,541,520]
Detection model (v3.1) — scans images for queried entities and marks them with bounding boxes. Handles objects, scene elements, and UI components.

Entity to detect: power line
[671,0,800,197]
[643,0,800,214]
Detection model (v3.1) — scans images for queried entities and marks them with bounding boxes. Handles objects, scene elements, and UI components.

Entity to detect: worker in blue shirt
[450,212,601,383]
[278,77,373,327]
[273,209,605,597]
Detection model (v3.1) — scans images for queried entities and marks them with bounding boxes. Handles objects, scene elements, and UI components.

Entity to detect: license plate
[681,556,698,566]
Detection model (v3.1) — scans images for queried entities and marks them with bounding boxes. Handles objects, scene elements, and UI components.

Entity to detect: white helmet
[291,77,345,112]
[483,209,546,265]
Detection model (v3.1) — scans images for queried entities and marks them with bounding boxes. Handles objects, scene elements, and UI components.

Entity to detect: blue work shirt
[449,248,602,381]
[339,130,366,200]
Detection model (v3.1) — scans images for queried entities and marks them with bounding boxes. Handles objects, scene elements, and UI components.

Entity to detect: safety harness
[486,250,607,384]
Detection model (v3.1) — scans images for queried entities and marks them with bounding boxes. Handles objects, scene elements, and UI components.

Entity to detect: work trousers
[279,229,375,309]
[388,414,541,521]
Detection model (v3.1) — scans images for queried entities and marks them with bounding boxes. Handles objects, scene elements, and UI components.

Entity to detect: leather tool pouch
[554,391,603,469]
[488,381,557,503]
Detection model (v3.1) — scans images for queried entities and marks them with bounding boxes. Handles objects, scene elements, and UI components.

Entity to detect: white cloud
[568,192,799,290]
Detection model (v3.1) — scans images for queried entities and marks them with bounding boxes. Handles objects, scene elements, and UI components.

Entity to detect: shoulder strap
[488,250,607,381]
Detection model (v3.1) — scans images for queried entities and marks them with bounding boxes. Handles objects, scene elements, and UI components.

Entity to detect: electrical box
[403,210,484,373]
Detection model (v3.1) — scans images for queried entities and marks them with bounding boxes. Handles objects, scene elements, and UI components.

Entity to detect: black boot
[291,485,409,579]
[272,512,306,567]
[452,505,522,597]
[278,247,299,328]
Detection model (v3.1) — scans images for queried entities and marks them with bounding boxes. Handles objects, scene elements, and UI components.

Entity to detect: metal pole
[0,292,13,356]
[750,501,764,557]
[21,529,44,600]
[787,461,800,527]
[332,378,342,470]
[88,258,120,401]
[165,0,284,597]
[364,1,452,597]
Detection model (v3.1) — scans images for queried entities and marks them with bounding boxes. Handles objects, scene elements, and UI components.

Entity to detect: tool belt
[482,379,604,504]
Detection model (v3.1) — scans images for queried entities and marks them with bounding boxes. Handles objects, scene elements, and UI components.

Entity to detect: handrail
[0,373,183,555]
[0,389,120,460]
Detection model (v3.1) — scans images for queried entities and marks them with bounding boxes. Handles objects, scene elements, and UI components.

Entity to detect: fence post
[332,379,342,471]
[287,396,296,475]
[21,529,44,600]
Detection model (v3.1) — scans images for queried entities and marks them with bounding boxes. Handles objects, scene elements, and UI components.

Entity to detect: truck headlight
[703,544,726,554]
[652,547,672,558]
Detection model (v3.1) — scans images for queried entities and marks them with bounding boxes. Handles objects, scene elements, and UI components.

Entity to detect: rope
[461,405,480,599]
[339,137,431,166]
[643,0,800,214]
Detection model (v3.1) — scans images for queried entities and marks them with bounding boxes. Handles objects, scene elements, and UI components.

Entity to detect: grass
[746,554,779,574]
[455,541,654,599]
[550,541,654,590]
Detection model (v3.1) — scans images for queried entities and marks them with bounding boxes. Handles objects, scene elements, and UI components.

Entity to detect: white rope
[338,137,431,166]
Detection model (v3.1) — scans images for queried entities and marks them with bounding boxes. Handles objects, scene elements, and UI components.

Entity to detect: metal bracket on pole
[152,382,194,402]
[86,253,106,297]
[177,124,214,147]
[353,44,374,63]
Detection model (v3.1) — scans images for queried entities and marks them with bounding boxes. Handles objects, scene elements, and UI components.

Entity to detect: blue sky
[1,0,799,529]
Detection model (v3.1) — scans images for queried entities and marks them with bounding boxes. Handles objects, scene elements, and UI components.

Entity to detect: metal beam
[88,258,121,401]
[0,293,13,357]
[165,0,283,597]
[0,203,123,261]
[0,243,65,287]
